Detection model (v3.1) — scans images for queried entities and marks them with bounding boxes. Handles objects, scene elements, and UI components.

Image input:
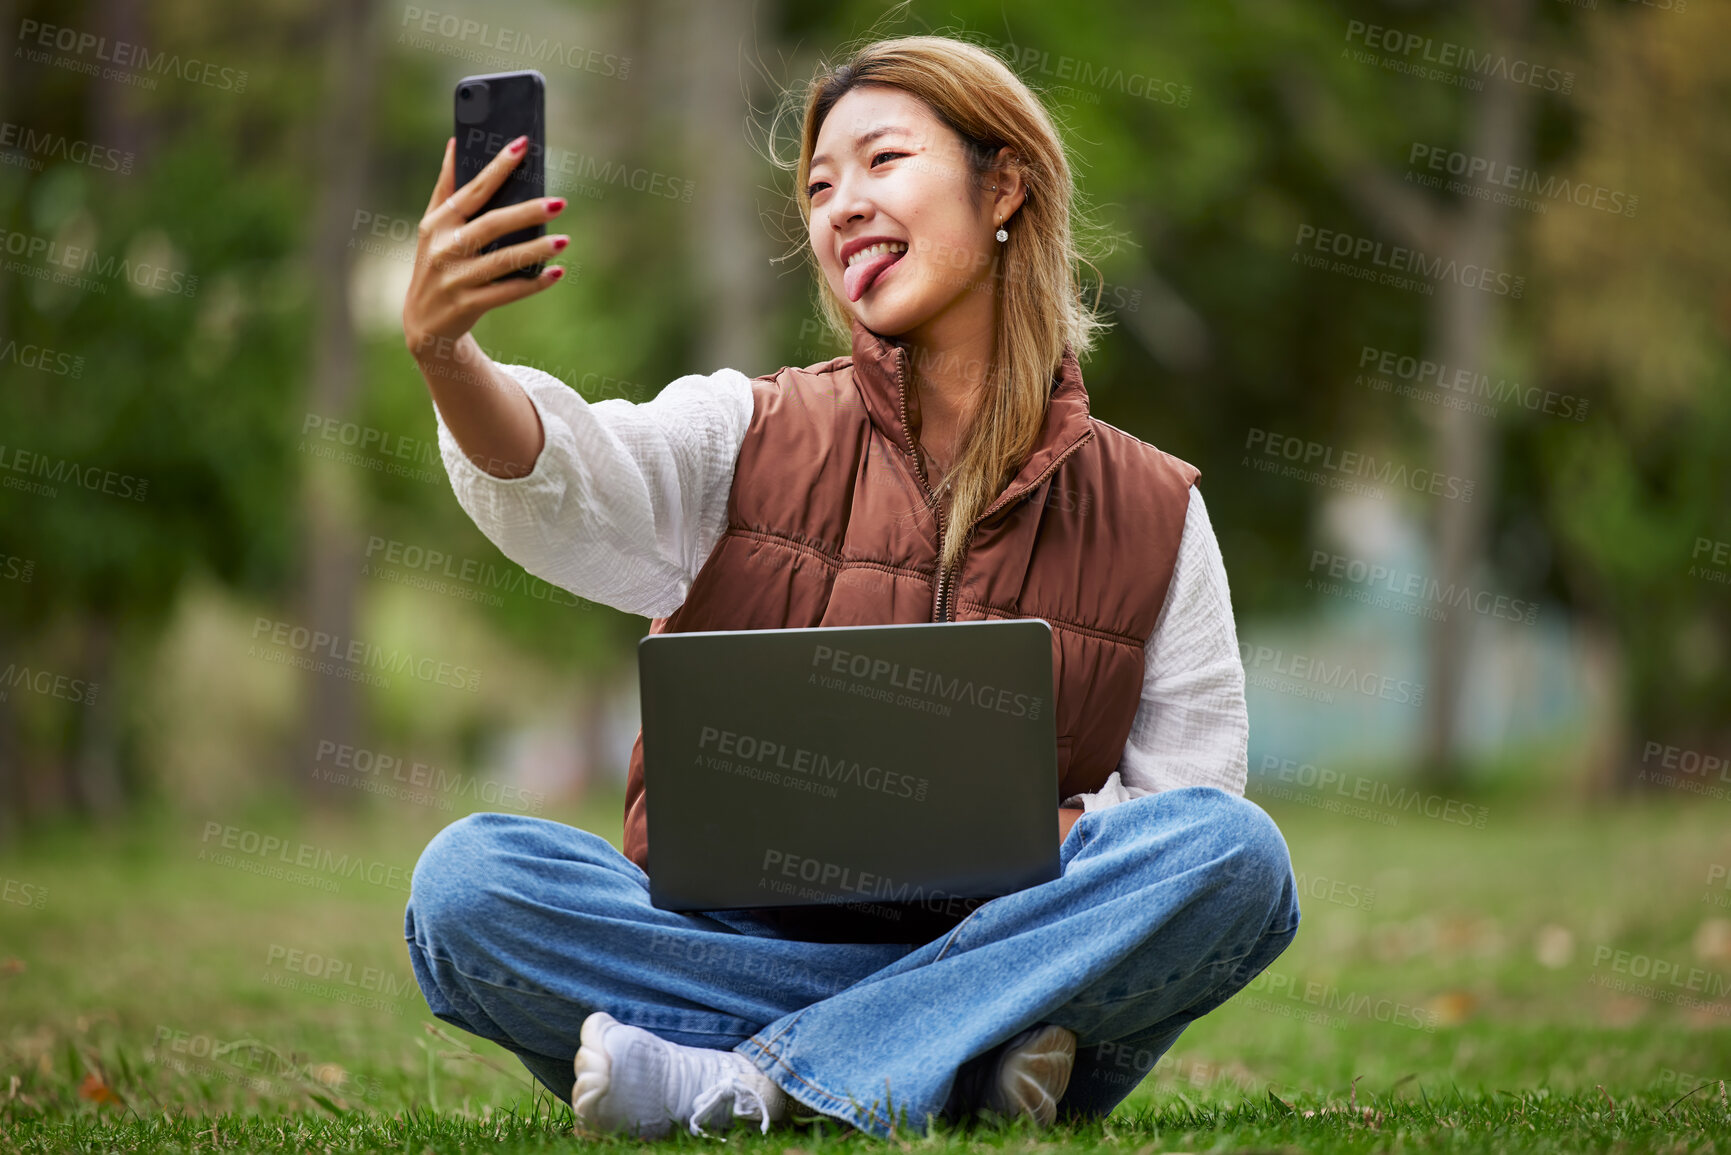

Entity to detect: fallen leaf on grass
[1427,989,1478,1026]
[76,1072,121,1106]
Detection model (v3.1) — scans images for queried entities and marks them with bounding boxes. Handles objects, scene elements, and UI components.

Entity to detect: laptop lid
[638,619,1060,927]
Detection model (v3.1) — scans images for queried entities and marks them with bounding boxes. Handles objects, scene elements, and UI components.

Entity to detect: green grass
[2,784,1729,1152]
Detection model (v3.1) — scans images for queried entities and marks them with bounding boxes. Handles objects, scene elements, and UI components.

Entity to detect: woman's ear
[987,146,1028,225]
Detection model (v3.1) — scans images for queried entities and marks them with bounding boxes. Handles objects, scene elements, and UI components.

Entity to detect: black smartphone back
[454,69,545,280]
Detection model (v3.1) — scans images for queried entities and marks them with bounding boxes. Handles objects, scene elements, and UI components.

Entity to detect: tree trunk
[69,614,126,820]
[1417,0,1535,787]
[296,0,381,807]
[680,0,774,373]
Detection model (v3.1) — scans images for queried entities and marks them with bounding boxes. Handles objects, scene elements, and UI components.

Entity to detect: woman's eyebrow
[811,125,909,169]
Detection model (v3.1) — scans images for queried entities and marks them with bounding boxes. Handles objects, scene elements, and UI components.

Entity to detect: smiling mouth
[843,242,908,302]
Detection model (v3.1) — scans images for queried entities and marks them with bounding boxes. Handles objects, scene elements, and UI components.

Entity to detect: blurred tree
[1272,0,1541,786]
[296,0,380,806]
[1525,0,1731,792]
[0,0,320,837]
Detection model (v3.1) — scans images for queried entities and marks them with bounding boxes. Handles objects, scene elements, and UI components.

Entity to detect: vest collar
[847,316,1095,523]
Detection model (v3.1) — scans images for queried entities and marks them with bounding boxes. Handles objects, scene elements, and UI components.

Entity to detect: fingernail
[508,135,528,154]
[551,236,569,252]
[547,266,565,281]
[545,197,566,214]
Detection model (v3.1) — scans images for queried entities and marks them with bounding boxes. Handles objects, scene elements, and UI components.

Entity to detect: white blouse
[433,360,1250,809]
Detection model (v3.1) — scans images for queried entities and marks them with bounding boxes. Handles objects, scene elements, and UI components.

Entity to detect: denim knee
[408,812,630,934]
[1100,788,1299,935]
[408,812,497,947]
[410,813,570,938]
[1195,790,1299,933]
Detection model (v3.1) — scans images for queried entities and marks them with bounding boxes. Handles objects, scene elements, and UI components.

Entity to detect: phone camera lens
[459,86,472,99]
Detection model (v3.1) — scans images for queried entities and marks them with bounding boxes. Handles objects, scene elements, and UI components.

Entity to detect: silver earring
[995,225,1008,243]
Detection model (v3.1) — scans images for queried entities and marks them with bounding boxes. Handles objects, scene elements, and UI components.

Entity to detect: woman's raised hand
[401,134,569,360]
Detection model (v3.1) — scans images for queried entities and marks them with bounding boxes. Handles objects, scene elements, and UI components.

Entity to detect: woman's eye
[805,153,904,199]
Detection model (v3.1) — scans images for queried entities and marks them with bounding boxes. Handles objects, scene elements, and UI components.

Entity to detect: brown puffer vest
[623,317,1200,909]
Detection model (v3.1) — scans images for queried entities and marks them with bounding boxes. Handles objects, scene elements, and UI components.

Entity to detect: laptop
[638,619,1060,942]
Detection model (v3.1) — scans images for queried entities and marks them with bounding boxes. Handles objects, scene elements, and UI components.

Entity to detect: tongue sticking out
[844,249,904,302]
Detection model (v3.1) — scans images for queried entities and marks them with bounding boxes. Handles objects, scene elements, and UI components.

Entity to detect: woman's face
[806,85,1017,342]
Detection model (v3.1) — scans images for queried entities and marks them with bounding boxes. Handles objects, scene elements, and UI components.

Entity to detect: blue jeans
[403,786,1300,1137]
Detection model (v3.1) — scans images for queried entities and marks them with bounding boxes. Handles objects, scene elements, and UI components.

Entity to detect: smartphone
[453,69,546,281]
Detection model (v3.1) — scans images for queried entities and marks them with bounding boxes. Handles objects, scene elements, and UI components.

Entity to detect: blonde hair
[772,33,1112,579]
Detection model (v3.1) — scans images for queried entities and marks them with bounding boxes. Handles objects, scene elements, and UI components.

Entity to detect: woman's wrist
[416,333,546,480]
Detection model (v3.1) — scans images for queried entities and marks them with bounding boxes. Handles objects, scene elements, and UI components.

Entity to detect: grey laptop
[638,619,1060,942]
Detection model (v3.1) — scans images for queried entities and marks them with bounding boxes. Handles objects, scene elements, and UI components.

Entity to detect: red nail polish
[509,135,528,154]
[551,236,569,252]
[547,266,565,281]
[546,198,567,213]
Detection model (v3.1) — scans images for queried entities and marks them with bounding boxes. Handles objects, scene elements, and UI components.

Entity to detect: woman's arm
[1062,485,1249,809]
[415,332,545,478]
[434,357,756,618]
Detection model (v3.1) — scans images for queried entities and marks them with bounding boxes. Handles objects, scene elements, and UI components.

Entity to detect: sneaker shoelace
[678,1048,775,1137]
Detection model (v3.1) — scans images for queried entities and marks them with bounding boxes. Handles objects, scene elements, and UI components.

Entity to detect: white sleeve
[1061,486,1249,811]
[434,361,756,618]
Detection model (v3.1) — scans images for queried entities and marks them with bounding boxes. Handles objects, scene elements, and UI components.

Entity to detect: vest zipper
[895,350,1095,623]
[896,351,953,622]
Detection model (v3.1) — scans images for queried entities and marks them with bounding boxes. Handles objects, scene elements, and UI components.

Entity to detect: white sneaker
[571,1011,788,1138]
[980,1023,1075,1128]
